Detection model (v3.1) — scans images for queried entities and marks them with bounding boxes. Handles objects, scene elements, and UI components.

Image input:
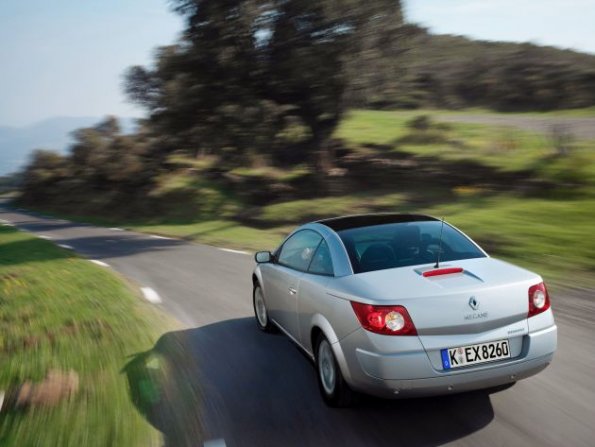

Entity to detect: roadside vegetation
[0,225,177,446]
[19,109,595,288]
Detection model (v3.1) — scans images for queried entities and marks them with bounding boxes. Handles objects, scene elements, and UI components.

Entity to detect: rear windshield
[337,221,486,274]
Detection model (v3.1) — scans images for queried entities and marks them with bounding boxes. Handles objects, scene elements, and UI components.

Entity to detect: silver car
[252,214,557,407]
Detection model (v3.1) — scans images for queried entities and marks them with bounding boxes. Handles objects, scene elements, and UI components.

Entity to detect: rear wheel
[253,284,274,332]
[315,335,354,407]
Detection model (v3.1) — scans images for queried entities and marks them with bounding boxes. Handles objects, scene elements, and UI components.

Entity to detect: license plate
[441,339,510,370]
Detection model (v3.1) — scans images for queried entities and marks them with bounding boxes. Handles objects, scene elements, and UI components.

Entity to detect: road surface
[1,204,593,447]
[438,114,595,140]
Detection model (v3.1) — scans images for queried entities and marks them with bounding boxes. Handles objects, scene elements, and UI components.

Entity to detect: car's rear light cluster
[351,302,417,336]
[528,282,551,317]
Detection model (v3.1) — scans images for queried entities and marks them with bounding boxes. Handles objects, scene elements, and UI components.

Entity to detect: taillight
[528,282,551,317]
[351,302,417,336]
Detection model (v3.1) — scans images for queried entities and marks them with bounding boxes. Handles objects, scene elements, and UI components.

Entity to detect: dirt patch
[0,272,19,281]
[1,370,80,411]
[18,370,79,407]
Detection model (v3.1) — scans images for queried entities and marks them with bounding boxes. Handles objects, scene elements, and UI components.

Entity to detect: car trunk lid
[330,257,538,336]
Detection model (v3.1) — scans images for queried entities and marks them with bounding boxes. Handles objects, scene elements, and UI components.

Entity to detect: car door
[265,230,322,339]
[297,239,334,348]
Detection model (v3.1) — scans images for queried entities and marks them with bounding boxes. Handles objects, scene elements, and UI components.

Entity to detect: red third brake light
[422,267,464,277]
[528,282,551,317]
[351,302,417,336]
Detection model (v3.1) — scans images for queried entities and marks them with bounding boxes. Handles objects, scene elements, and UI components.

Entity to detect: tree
[125,1,280,166]
[125,0,405,171]
[20,150,70,204]
[20,117,158,215]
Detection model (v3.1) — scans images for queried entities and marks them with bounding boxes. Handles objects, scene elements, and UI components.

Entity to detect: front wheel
[253,284,275,332]
[315,335,354,407]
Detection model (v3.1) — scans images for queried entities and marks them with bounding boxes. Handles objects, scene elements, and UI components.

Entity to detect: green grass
[353,107,595,118]
[0,226,178,446]
[258,193,407,225]
[336,110,595,175]
[424,195,595,287]
[259,194,595,286]
[228,165,311,182]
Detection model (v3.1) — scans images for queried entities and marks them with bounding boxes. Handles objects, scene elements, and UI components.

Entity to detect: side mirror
[255,251,273,264]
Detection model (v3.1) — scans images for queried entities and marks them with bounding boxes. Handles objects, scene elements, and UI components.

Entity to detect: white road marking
[39,235,53,240]
[110,227,124,231]
[219,248,250,255]
[1,223,14,227]
[58,244,73,250]
[141,287,162,304]
[204,440,227,447]
[90,260,110,268]
[150,234,173,240]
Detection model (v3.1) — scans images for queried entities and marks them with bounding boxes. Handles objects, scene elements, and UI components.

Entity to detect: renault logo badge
[469,296,479,310]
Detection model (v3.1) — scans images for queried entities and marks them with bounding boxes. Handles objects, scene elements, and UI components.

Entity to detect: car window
[338,221,485,274]
[308,239,334,276]
[278,230,322,271]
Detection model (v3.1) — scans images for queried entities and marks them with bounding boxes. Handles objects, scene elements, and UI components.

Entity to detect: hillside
[356,25,595,111]
[413,31,595,67]
[19,110,595,287]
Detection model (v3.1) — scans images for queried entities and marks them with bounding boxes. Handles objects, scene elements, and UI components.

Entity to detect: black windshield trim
[317,214,438,232]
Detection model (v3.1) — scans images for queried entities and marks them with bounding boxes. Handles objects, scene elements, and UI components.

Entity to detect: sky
[0,0,594,127]
[0,0,183,127]
[405,0,595,54]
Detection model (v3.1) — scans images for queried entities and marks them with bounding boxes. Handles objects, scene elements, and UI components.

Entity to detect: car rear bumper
[337,323,557,398]
[355,353,552,398]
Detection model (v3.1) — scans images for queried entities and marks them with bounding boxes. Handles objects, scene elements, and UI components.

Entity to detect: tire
[253,284,275,333]
[315,334,354,407]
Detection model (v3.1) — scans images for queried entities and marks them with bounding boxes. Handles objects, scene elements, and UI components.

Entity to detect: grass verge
[0,225,178,446]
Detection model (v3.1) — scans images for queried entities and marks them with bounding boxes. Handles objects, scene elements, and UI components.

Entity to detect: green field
[21,109,595,288]
[0,226,178,446]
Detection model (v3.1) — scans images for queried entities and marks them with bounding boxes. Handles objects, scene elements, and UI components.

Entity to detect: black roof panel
[317,213,438,232]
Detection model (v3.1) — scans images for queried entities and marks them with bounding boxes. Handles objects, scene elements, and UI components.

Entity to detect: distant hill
[351,25,595,111]
[0,116,138,175]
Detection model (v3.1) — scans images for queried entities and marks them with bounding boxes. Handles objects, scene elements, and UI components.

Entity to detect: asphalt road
[1,204,594,447]
[438,114,595,140]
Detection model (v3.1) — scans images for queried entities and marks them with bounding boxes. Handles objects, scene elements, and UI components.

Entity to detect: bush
[400,115,450,145]
[407,115,432,131]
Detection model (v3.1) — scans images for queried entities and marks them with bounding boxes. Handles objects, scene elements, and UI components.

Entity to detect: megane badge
[469,296,479,310]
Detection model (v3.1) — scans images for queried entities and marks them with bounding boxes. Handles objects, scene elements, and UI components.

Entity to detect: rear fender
[311,313,353,383]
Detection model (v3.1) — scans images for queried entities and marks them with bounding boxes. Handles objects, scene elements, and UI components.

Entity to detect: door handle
[288,287,297,295]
